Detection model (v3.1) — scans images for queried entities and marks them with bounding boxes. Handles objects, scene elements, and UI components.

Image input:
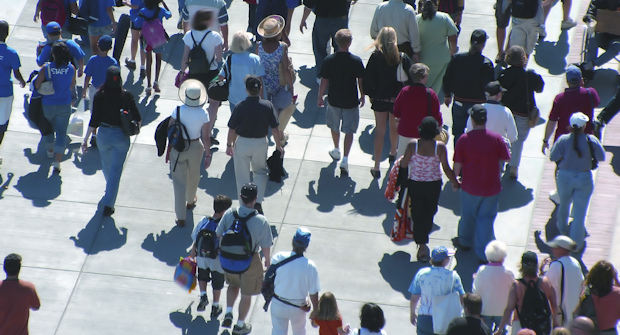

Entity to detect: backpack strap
[426,88,431,116]
[226,54,233,81]
[234,210,257,223]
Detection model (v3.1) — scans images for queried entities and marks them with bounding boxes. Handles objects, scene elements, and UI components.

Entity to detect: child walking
[189,195,232,317]
[311,292,350,335]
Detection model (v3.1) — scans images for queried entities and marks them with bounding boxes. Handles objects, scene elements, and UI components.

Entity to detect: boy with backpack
[82,36,118,112]
[189,194,232,317]
[133,0,171,95]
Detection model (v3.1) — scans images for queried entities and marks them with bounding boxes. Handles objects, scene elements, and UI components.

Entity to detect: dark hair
[192,9,214,31]
[430,259,444,267]
[213,194,232,214]
[0,20,8,41]
[519,261,538,278]
[463,293,483,316]
[51,41,72,67]
[506,46,527,66]
[241,195,257,206]
[3,253,22,276]
[291,242,307,255]
[144,0,161,10]
[570,125,584,158]
[418,116,440,140]
[49,31,61,37]
[586,260,616,297]
[360,303,385,333]
[469,42,484,54]
[421,0,438,20]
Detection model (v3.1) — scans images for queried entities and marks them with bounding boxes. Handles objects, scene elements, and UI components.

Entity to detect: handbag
[67,14,89,36]
[207,55,232,102]
[119,92,140,136]
[27,96,53,136]
[278,43,296,87]
[37,64,55,96]
[524,69,540,128]
[426,89,449,144]
[396,52,408,83]
[432,271,463,334]
[175,70,188,88]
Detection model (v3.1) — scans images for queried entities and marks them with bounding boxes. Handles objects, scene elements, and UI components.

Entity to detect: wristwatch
[227,143,233,147]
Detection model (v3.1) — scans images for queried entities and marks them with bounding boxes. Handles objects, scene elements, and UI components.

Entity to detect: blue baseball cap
[431,246,455,263]
[566,65,582,83]
[45,21,61,34]
[293,228,311,247]
[98,35,113,51]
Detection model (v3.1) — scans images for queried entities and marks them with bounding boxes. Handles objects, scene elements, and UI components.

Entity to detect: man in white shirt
[465,81,518,145]
[369,0,420,60]
[544,235,584,327]
[270,228,321,335]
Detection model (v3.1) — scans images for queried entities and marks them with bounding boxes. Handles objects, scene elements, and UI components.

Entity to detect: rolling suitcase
[113,13,131,63]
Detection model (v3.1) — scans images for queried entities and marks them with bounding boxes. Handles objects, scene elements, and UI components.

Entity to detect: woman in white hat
[549,112,605,252]
[168,79,211,227]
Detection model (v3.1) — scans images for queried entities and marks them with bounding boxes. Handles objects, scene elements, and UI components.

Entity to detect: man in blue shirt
[81,0,117,56]
[0,21,26,165]
[82,36,118,110]
[37,22,86,78]
[34,0,79,40]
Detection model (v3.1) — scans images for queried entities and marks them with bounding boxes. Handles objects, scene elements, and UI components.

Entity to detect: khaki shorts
[225,253,263,295]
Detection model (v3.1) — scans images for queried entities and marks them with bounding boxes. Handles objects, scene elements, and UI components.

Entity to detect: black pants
[598,88,620,124]
[408,179,442,245]
[397,42,414,60]
[248,3,257,32]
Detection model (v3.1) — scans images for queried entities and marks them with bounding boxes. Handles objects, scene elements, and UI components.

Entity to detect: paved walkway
[0,0,619,334]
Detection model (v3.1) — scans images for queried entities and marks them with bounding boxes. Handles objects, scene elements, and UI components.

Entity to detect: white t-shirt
[544,256,584,327]
[171,105,210,139]
[271,251,320,306]
[472,263,516,317]
[465,102,518,144]
[183,29,224,71]
[185,0,227,30]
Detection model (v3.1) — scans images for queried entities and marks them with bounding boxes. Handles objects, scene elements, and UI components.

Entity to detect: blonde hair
[367,27,399,66]
[315,292,342,321]
[335,29,353,48]
[230,31,252,53]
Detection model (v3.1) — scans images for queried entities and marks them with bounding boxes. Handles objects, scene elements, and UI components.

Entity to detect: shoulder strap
[585,88,594,109]
[414,140,418,154]
[191,31,197,46]
[226,55,233,81]
[46,63,52,79]
[273,253,304,270]
[524,69,531,109]
[176,106,181,124]
[434,141,438,155]
[426,88,431,116]
[559,261,565,306]
[536,277,543,288]
[234,210,257,223]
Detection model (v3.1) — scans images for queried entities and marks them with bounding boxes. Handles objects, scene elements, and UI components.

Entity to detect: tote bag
[431,271,463,334]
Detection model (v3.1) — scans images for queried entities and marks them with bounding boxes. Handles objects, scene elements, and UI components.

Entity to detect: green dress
[416,12,459,101]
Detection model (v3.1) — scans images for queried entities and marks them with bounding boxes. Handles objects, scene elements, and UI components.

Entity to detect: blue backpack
[219,210,257,274]
[167,106,190,171]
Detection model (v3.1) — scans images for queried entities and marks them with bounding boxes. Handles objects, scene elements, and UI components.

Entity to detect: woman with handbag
[549,112,605,253]
[575,260,620,335]
[34,41,76,173]
[81,66,141,217]
[498,46,544,179]
[223,30,265,112]
[364,27,413,178]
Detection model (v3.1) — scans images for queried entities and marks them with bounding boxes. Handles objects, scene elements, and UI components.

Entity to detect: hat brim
[178,79,207,107]
[546,240,576,251]
[257,15,285,38]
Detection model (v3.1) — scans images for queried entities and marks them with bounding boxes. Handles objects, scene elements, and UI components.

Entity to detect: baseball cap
[566,65,583,83]
[293,228,312,247]
[104,66,122,89]
[431,246,455,263]
[245,75,261,91]
[240,183,258,200]
[45,22,61,34]
[98,35,113,51]
[471,29,488,45]
[521,251,538,267]
[570,112,589,128]
[485,81,507,96]
[469,104,487,123]
[546,235,577,252]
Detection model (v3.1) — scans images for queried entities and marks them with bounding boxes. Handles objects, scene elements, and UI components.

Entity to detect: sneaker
[153,81,161,93]
[538,24,547,38]
[53,161,61,173]
[232,322,252,335]
[222,312,234,328]
[125,58,137,70]
[561,18,577,29]
[328,148,341,161]
[340,161,349,176]
[103,206,115,217]
[210,136,220,145]
[549,189,561,205]
[47,150,54,158]
[211,304,223,318]
[281,130,289,147]
[197,294,209,312]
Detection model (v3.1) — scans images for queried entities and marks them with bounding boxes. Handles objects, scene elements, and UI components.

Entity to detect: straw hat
[257,15,285,38]
[178,79,207,107]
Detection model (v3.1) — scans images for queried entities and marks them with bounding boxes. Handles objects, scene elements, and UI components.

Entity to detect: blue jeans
[458,190,500,261]
[42,104,71,154]
[586,33,620,67]
[97,127,131,208]
[417,315,434,335]
[510,115,530,168]
[556,170,594,251]
[482,315,505,334]
[312,16,348,79]
[452,101,475,147]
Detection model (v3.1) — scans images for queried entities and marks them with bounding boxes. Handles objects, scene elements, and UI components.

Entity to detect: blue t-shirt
[37,39,86,67]
[133,6,172,29]
[409,267,465,315]
[41,62,76,105]
[0,43,21,98]
[128,0,145,20]
[85,0,115,27]
[84,55,118,88]
[219,51,266,105]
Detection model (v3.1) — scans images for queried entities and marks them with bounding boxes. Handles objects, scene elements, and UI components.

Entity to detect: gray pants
[234,136,268,204]
[170,140,204,220]
[510,115,530,168]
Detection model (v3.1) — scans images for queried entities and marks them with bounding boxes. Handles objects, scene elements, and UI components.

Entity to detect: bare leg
[238,294,252,321]
[145,51,153,88]
[343,133,353,158]
[388,113,398,156]
[207,100,220,133]
[373,111,387,171]
[331,129,340,149]
[226,286,240,309]
[89,35,101,56]
[154,53,162,82]
[130,29,140,61]
[54,152,62,163]
[562,0,572,21]
[213,289,221,303]
[198,280,207,292]
[496,28,506,58]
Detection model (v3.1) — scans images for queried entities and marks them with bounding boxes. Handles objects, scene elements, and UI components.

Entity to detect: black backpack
[512,0,538,19]
[517,278,552,335]
[167,107,190,171]
[196,217,220,259]
[187,31,214,75]
[261,253,304,311]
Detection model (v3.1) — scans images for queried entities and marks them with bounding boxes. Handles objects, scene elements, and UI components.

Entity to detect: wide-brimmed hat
[178,79,207,107]
[257,15,285,38]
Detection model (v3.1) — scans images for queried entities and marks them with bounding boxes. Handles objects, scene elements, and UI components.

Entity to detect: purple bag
[175,70,188,88]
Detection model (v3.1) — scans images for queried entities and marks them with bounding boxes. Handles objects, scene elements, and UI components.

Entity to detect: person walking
[452,105,511,263]
[34,41,76,173]
[311,293,350,335]
[369,0,421,59]
[393,63,443,158]
[226,75,282,215]
[36,22,85,78]
[270,228,321,335]
[446,294,492,335]
[123,0,147,77]
[507,0,543,58]
[399,117,458,261]
[549,112,604,253]
[416,0,458,101]
[498,45,544,179]
[34,0,78,40]
[216,183,274,335]
[593,87,620,139]
[0,254,41,335]
[81,66,141,217]
[318,29,365,176]
[465,82,518,148]
[182,0,229,51]
[82,0,117,56]
[82,36,118,113]
[443,29,495,146]
[364,27,414,177]
[222,31,265,112]
[169,79,211,227]
[576,260,620,334]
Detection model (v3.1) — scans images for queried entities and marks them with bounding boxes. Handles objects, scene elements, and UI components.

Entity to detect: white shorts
[0,95,14,128]
[509,18,539,55]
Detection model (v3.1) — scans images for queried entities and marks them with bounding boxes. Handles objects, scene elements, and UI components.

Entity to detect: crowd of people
[2,0,620,333]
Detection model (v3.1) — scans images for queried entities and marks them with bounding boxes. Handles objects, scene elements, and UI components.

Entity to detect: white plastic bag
[67,110,84,137]
[431,271,463,334]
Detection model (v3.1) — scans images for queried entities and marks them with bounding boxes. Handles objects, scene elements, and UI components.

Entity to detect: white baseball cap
[570,112,589,128]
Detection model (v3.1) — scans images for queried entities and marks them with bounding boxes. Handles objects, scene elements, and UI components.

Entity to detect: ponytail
[422,0,437,20]
[571,126,582,158]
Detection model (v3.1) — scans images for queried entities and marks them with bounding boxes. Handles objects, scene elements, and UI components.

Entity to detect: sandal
[186,196,197,209]
[370,169,381,179]
[417,244,430,263]
[153,81,161,93]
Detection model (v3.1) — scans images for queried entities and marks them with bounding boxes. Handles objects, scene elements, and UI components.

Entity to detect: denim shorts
[88,23,113,37]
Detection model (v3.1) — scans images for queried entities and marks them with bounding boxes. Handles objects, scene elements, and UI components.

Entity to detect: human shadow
[13,148,63,207]
[498,175,534,212]
[290,99,320,130]
[533,206,560,256]
[123,71,147,98]
[438,181,461,214]
[163,33,185,71]
[170,303,222,335]
[453,247,482,293]
[70,212,128,254]
[587,68,619,106]
[358,124,393,160]
[142,218,195,266]
[534,30,570,75]
[378,251,427,299]
[306,162,356,212]
[199,157,239,200]
[0,172,15,199]
[72,145,102,176]
[605,145,620,176]
[350,177,393,217]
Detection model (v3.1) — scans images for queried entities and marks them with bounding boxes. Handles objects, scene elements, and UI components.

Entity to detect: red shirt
[393,84,443,138]
[593,286,620,331]
[549,87,599,142]
[314,318,343,335]
[0,279,41,335]
[454,129,511,197]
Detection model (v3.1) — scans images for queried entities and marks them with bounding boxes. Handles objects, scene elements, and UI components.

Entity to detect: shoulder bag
[396,52,408,83]
[119,92,141,136]
[585,88,599,170]
[524,69,540,128]
[431,270,463,334]
[573,286,600,332]
[261,253,304,311]
[278,43,296,87]
[37,64,55,96]
[427,89,449,144]
[207,55,232,102]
